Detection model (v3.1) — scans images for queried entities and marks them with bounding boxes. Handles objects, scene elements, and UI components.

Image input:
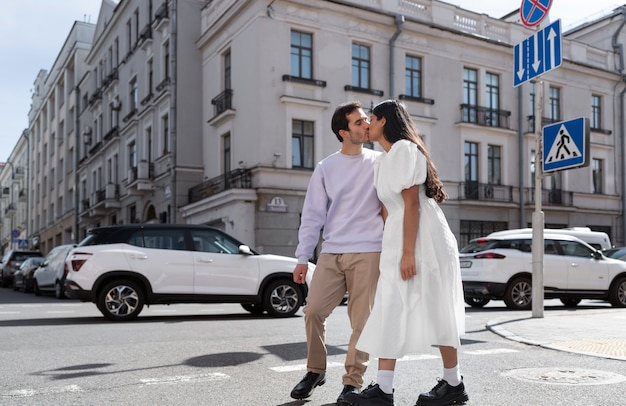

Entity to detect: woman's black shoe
[415,379,468,405]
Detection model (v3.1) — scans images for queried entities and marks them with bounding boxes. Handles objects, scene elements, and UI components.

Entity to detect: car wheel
[560,298,581,307]
[241,303,265,315]
[464,297,490,308]
[96,280,145,321]
[54,281,66,300]
[608,276,626,307]
[263,279,302,318]
[1,273,9,288]
[34,281,42,296]
[504,277,532,310]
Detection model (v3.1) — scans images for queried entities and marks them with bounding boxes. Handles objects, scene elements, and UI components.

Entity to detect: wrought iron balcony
[460,104,511,129]
[211,89,233,118]
[527,115,559,133]
[188,168,252,204]
[458,182,513,202]
[524,188,573,206]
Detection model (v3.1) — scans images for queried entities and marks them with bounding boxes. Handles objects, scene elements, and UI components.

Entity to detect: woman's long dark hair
[372,99,447,203]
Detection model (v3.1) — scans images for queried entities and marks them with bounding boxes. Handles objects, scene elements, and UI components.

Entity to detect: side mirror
[238,245,252,255]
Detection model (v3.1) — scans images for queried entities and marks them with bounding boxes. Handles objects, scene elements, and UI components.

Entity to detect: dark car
[34,244,76,299]
[603,247,626,262]
[12,256,44,292]
[0,250,43,288]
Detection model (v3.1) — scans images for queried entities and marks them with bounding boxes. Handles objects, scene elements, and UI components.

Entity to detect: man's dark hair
[331,101,363,142]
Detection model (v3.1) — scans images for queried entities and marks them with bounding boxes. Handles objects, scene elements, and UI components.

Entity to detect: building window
[591,95,601,130]
[129,141,137,169]
[129,76,138,111]
[224,49,231,90]
[222,132,231,174]
[163,40,170,80]
[290,31,312,79]
[485,72,500,127]
[405,55,422,98]
[292,119,314,169]
[488,144,501,185]
[464,141,478,199]
[529,82,536,132]
[351,43,370,89]
[549,86,560,122]
[530,149,536,188]
[161,114,169,155]
[126,19,132,53]
[592,158,603,194]
[147,58,153,93]
[463,68,478,123]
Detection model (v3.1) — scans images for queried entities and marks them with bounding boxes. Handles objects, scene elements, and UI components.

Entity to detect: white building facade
[3,0,626,258]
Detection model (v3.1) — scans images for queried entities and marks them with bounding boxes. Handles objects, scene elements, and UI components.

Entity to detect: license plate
[460,261,472,268]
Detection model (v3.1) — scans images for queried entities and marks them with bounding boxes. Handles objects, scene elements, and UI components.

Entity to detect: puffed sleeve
[388,139,427,194]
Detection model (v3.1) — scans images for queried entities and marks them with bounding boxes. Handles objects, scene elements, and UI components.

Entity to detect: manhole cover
[502,368,626,386]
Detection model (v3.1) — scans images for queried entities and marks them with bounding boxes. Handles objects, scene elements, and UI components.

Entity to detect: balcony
[103,126,120,142]
[460,104,511,129]
[527,116,559,133]
[211,89,233,118]
[188,168,252,204]
[524,188,574,207]
[458,182,514,202]
[127,161,154,192]
[18,189,26,202]
[14,166,25,179]
[91,184,121,214]
[153,2,169,29]
[138,24,152,49]
[5,203,17,217]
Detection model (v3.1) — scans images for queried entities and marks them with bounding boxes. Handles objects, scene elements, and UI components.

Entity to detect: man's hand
[293,263,309,284]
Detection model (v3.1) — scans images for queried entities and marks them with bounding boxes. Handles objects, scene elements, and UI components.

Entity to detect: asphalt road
[0,289,624,405]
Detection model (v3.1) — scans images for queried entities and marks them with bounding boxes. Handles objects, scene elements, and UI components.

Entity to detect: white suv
[460,233,626,310]
[65,224,314,321]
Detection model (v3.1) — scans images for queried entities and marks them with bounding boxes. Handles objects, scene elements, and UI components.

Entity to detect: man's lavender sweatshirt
[295,148,384,264]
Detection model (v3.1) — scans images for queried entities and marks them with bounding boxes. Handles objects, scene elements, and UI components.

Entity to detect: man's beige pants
[303,252,380,388]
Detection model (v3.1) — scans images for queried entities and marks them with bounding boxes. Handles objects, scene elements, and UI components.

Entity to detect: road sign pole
[532,80,545,318]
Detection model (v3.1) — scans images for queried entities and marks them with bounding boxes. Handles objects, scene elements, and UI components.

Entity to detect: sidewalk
[486,307,626,361]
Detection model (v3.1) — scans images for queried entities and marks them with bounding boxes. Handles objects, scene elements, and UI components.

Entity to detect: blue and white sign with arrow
[542,117,590,173]
[514,19,562,87]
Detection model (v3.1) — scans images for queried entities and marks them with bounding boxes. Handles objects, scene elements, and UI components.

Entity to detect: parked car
[603,246,626,262]
[64,224,315,321]
[487,227,612,250]
[0,250,43,288]
[12,256,44,292]
[34,244,76,299]
[460,233,626,310]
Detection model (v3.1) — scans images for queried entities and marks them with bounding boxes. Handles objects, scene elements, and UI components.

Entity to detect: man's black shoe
[336,384,360,405]
[342,383,394,405]
[290,371,326,399]
[415,379,468,406]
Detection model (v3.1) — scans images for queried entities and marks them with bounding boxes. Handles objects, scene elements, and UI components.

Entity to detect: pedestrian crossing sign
[542,117,589,173]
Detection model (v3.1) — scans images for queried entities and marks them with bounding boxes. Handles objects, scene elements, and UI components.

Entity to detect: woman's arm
[400,185,420,280]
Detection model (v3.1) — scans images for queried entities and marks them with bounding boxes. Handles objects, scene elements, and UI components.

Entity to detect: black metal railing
[460,104,511,128]
[188,168,252,204]
[211,89,233,117]
[458,182,513,202]
[524,188,573,206]
[527,115,559,133]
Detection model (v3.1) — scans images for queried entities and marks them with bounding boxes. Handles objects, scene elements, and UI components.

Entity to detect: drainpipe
[612,7,626,244]
[389,14,404,99]
[74,85,81,243]
[169,0,178,223]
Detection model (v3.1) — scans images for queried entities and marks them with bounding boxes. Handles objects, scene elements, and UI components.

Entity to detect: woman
[343,100,467,406]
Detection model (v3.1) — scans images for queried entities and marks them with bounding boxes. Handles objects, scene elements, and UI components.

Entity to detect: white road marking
[1,385,82,398]
[464,348,519,355]
[140,372,230,385]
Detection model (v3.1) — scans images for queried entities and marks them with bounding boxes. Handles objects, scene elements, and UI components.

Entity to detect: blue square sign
[542,117,589,172]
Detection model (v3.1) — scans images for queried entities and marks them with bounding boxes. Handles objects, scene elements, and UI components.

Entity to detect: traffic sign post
[514,19,562,87]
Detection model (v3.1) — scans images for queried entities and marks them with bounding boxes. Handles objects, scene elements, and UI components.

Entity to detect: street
[0,289,624,405]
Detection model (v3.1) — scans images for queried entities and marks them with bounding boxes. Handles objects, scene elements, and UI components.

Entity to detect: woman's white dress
[357,139,466,359]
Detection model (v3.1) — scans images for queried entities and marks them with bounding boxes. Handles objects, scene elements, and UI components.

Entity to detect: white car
[460,233,626,310]
[64,224,314,321]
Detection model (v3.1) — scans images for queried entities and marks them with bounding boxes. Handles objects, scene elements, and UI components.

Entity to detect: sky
[0,0,623,161]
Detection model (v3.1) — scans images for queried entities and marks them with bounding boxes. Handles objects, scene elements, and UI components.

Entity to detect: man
[291,101,383,405]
